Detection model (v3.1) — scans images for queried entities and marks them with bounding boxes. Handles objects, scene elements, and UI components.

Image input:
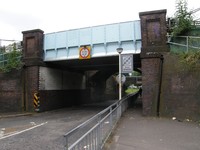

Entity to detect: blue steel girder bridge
[43,20,141,71]
[20,18,146,113]
[2,9,169,119]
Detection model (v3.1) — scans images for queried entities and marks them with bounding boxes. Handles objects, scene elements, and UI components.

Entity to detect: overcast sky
[0,0,199,44]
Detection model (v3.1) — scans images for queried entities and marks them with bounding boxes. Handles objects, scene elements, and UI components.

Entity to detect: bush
[172,0,194,36]
[179,51,200,67]
[125,84,140,94]
[0,50,23,72]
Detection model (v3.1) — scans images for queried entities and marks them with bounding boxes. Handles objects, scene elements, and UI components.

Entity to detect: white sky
[0,0,199,43]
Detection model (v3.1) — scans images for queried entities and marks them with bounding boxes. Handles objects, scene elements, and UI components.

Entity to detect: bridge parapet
[44,21,141,61]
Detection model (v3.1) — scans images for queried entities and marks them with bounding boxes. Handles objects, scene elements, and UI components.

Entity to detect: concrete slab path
[105,107,200,150]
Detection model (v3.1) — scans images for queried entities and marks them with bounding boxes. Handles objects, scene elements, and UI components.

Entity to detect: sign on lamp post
[121,54,133,73]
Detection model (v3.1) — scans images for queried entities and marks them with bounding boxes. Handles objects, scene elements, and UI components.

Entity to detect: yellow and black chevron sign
[33,93,40,111]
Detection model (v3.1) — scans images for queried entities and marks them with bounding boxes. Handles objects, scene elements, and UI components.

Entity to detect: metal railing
[194,21,200,26]
[0,52,22,68]
[64,92,139,150]
[167,35,200,52]
[0,53,8,67]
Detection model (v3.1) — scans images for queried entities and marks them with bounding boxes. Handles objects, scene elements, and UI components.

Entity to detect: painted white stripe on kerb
[0,129,5,138]
[0,122,48,140]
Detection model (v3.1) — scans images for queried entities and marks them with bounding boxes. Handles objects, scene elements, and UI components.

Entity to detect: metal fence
[0,52,22,68]
[0,53,8,67]
[167,35,200,52]
[64,93,139,150]
[194,21,200,26]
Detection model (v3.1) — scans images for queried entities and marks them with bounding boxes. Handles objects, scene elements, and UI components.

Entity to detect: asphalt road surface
[0,106,104,150]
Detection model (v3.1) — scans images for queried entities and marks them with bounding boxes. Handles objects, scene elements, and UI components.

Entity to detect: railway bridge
[2,9,169,116]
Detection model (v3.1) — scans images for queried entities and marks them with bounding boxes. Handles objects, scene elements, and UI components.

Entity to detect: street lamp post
[116,48,123,100]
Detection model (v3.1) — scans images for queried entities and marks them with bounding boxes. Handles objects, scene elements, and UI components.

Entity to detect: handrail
[64,92,135,138]
[64,100,119,149]
[63,96,126,138]
[167,35,200,52]
[64,92,139,150]
[64,101,117,138]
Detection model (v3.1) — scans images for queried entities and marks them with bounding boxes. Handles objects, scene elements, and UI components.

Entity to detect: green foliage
[125,88,139,94]
[129,71,141,77]
[0,46,5,53]
[125,84,140,95]
[133,71,141,76]
[0,50,23,73]
[177,51,200,68]
[172,0,194,36]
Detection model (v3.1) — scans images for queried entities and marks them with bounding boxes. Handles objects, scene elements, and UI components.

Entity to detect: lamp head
[116,48,123,54]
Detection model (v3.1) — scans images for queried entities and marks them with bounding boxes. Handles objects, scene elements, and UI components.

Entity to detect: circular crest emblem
[80,47,90,59]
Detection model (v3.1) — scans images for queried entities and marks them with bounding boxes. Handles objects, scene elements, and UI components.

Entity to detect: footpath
[0,112,33,119]
[105,105,200,150]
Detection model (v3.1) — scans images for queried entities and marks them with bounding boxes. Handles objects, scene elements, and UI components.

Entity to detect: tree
[0,46,5,53]
[172,0,194,36]
[0,43,23,72]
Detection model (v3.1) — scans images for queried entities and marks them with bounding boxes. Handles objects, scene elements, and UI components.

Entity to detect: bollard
[33,93,40,112]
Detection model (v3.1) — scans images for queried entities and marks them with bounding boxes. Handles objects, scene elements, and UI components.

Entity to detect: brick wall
[22,29,44,112]
[141,55,162,116]
[38,89,90,111]
[139,9,168,116]
[24,66,39,111]
[0,69,24,112]
[160,53,200,121]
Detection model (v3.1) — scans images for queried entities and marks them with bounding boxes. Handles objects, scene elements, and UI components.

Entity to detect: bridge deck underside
[45,54,141,72]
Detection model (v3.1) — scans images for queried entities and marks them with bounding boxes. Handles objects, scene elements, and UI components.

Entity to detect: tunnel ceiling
[45,54,141,72]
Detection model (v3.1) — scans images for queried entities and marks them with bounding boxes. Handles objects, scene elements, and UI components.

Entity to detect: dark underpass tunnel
[123,70,142,109]
[86,70,118,103]
[86,69,143,108]
[36,65,142,112]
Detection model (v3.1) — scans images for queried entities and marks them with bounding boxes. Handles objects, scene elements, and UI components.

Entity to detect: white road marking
[0,129,4,138]
[30,122,36,126]
[104,121,110,124]
[0,122,48,140]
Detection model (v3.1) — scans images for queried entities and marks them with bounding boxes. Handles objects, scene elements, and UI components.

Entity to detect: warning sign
[115,74,126,84]
[33,92,40,112]
[121,54,133,73]
[79,46,91,59]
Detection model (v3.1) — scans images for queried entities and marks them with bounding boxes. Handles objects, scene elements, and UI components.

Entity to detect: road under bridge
[21,9,168,115]
[22,20,142,112]
[0,105,105,150]
[1,9,169,117]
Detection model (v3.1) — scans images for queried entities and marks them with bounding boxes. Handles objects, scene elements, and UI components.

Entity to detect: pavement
[0,112,33,119]
[104,104,200,150]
